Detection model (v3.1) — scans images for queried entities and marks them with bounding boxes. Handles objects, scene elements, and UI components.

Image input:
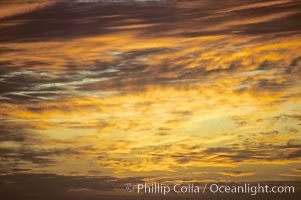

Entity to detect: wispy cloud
[0,0,59,20]
[0,0,300,185]
[218,171,255,177]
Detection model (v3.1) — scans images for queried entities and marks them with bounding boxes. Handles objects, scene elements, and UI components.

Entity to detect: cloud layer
[0,0,300,195]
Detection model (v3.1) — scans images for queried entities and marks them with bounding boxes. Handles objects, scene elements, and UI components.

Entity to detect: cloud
[293,168,301,173]
[280,173,301,178]
[0,173,145,199]
[0,0,59,20]
[0,0,300,42]
[1,173,300,199]
[218,171,255,177]
[0,0,300,183]
[0,147,79,165]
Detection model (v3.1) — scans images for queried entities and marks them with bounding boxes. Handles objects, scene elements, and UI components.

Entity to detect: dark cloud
[0,120,96,168]
[0,147,78,165]
[170,140,301,165]
[260,130,279,135]
[0,47,23,54]
[285,114,301,121]
[0,1,300,102]
[213,143,301,162]
[0,0,300,42]
[0,173,143,200]
[0,121,47,143]
[0,173,300,200]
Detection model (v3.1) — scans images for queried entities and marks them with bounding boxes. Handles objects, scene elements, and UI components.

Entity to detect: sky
[0,0,301,199]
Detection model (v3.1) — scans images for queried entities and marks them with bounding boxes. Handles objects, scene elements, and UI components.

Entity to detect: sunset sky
[0,0,301,199]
